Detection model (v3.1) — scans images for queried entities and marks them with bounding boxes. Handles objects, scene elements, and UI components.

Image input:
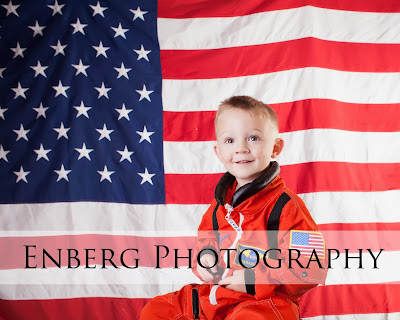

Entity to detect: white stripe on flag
[303,312,400,320]
[162,68,400,112]
[158,6,400,50]
[324,250,397,285]
[0,284,182,300]
[1,191,400,232]
[299,191,400,225]
[0,203,207,233]
[163,130,400,174]
[0,267,200,286]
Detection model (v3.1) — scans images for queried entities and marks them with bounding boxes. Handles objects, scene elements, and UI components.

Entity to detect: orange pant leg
[140,284,205,320]
[140,292,183,320]
[226,296,300,320]
[140,285,300,320]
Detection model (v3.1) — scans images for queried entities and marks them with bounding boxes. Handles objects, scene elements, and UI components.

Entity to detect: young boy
[140,96,327,319]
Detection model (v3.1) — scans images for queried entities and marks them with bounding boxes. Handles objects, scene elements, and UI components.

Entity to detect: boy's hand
[197,253,218,282]
[218,270,247,293]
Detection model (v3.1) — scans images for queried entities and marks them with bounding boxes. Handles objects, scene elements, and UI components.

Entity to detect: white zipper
[209,204,245,305]
[222,203,244,279]
[224,204,242,233]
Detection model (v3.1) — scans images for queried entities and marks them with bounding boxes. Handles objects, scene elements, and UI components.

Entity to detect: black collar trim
[215,161,280,208]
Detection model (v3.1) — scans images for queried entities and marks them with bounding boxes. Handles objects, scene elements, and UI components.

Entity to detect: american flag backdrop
[1,0,400,319]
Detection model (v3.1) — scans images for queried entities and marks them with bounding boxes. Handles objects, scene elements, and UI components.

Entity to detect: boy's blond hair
[215,95,279,137]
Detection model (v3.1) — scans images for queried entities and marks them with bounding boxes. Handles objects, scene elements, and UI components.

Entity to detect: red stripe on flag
[158,0,400,18]
[0,297,150,320]
[318,223,400,231]
[165,173,221,204]
[165,163,400,203]
[161,39,400,79]
[163,111,216,142]
[300,283,400,317]
[275,99,400,132]
[163,101,400,141]
[281,162,400,194]
[1,284,399,319]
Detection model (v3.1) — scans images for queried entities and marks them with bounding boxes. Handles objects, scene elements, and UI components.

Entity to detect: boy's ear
[214,144,221,160]
[271,138,284,158]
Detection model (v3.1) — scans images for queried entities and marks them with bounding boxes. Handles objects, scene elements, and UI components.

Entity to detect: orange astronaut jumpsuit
[140,162,327,319]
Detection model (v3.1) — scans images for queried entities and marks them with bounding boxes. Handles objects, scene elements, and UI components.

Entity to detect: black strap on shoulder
[267,193,291,260]
[212,203,220,247]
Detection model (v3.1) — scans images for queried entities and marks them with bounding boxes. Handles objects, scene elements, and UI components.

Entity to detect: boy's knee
[230,298,299,320]
[139,300,155,320]
[140,298,165,320]
[139,295,182,320]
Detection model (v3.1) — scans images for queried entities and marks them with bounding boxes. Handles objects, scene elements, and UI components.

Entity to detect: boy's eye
[224,138,234,144]
[249,136,259,141]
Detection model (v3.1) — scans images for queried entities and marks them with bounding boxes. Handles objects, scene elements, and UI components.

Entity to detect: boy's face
[214,107,283,189]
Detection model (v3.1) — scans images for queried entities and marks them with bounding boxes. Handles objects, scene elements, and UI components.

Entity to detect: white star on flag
[75,143,93,160]
[30,61,48,78]
[134,44,151,61]
[0,145,10,162]
[52,80,70,98]
[95,82,111,99]
[29,20,46,37]
[74,101,91,118]
[130,7,147,21]
[34,144,51,161]
[0,68,6,78]
[48,0,64,16]
[53,122,70,140]
[114,62,131,79]
[112,23,129,39]
[54,164,71,182]
[93,41,110,58]
[136,84,153,102]
[71,18,87,35]
[136,125,154,143]
[13,124,30,141]
[138,168,155,185]
[14,166,30,183]
[117,146,134,163]
[50,40,67,56]
[11,43,26,59]
[115,103,132,120]
[11,82,28,99]
[0,107,8,120]
[72,59,90,76]
[96,124,114,141]
[2,1,19,17]
[90,2,107,17]
[97,165,114,183]
[33,102,49,119]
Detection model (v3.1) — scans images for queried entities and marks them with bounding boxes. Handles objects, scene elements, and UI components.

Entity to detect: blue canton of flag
[0,0,165,204]
[292,231,309,245]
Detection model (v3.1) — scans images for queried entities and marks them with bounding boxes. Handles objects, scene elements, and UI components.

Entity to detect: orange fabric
[141,175,327,319]
[193,175,327,302]
[140,284,299,320]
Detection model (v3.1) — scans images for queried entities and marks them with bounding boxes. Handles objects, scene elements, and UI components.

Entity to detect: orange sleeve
[252,194,328,300]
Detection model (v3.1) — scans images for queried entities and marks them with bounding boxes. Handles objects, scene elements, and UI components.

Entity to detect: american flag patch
[289,230,325,259]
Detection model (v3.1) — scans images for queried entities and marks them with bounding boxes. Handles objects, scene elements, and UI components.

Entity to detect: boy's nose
[235,141,250,153]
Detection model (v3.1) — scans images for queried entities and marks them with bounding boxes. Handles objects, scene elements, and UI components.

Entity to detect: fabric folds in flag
[1,0,400,319]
